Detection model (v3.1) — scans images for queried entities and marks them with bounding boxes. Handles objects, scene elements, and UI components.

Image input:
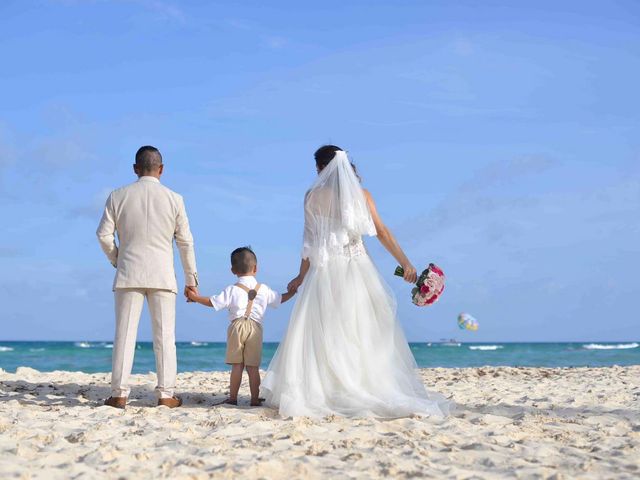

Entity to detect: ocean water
[0,341,639,374]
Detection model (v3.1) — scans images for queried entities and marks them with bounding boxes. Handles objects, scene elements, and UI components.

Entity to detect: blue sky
[1,0,638,342]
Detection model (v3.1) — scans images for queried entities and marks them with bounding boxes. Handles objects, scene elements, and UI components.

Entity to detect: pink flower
[430,264,444,276]
[410,264,446,307]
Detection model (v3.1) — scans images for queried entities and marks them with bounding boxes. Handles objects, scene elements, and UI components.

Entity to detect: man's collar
[138,176,160,183]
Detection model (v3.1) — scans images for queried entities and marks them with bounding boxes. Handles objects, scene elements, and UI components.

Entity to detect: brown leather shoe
[157,396,183,408]
[104,396,127,409]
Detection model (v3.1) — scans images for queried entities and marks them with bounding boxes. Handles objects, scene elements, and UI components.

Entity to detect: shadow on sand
[0,379,267,410]
[2,379,638,422]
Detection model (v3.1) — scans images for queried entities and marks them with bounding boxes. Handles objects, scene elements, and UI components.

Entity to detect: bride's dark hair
[314,144,360,179]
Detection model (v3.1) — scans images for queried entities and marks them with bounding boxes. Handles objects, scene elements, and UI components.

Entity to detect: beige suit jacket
[96,176,198,293]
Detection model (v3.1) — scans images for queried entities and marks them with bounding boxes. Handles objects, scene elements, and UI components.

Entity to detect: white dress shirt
[96,176,198,292]
[210,276,281,323]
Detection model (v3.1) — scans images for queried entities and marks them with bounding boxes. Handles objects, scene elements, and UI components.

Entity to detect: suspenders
[234,283,262,320]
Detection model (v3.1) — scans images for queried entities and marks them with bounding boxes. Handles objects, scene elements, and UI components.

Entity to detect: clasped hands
[184,282,298,304]
[184,286,199,302]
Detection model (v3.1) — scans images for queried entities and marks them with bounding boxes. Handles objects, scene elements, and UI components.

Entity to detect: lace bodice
[343,236,367,258]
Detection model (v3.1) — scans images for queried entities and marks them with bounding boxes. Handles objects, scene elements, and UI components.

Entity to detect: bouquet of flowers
[394,263,445,307]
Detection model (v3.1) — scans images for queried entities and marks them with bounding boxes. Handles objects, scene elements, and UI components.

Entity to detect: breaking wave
[582,343,639,350]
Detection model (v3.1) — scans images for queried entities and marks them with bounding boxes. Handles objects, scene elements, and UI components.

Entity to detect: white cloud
[264,36,287,49]
[223,17,289,50]
[398,155,556,238]
[130,0,186,24]
[51,0,187,24]
[459,155,557,193]
[397,69,474,101]
[225,18,252,31]
[0,125,17,170]
[69,187,114,218]
[452,38,474,56]
[31,137,96,171]
[398,100,530,119]
[0,246,22,258]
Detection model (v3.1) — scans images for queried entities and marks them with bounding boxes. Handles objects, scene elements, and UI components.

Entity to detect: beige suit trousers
[112,288,177,399]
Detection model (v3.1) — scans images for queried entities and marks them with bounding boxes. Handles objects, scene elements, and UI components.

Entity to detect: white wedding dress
[261,152,450,418]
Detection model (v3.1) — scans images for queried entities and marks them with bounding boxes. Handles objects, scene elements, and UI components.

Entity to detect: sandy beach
[0,366,638,479]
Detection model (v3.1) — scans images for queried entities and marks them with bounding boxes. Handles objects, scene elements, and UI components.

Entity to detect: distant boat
[426,338,462,347]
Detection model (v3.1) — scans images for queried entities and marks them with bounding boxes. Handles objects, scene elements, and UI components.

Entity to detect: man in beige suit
[97,146,198,409]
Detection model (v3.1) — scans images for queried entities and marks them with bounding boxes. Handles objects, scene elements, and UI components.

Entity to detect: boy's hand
[281,287,297,304]
[183,288,214,307]
[287,275,303,293]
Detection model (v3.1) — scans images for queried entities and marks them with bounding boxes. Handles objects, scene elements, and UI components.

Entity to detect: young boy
[187,246,296,406]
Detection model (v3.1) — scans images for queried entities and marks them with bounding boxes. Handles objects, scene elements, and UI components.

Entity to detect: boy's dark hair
[230,246,257,274]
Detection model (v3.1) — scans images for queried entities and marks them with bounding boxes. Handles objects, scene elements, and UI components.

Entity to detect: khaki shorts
[225,317,263,367]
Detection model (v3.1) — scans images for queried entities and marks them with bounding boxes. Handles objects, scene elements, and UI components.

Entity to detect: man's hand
[187,290,199,302]
[184,286,199,302]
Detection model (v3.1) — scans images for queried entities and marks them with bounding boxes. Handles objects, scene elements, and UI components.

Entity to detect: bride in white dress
[261,145,450,418]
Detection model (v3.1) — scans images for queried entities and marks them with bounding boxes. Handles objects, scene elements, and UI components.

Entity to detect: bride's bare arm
[288,258,310,292]
[364,189,417,284]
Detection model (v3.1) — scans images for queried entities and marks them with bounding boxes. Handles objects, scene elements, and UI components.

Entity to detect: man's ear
[158,164,164,176]
[133,164,140,176]
[253,265,258,274]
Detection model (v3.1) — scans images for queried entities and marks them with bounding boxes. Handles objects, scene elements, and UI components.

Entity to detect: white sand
[0,366,638,479]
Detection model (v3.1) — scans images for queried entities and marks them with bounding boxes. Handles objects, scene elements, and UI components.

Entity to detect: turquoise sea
[0,341,639,373]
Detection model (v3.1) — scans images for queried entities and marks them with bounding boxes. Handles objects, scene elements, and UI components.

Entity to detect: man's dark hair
[230,246,257,274]
[135,146,163,173]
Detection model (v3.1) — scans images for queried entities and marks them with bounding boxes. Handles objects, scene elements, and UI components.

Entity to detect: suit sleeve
[174,194,199,287]
[96,192,118,268]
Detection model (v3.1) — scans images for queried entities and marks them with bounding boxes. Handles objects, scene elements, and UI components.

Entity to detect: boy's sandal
[223,398,238,405]
[250,398,265,407]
